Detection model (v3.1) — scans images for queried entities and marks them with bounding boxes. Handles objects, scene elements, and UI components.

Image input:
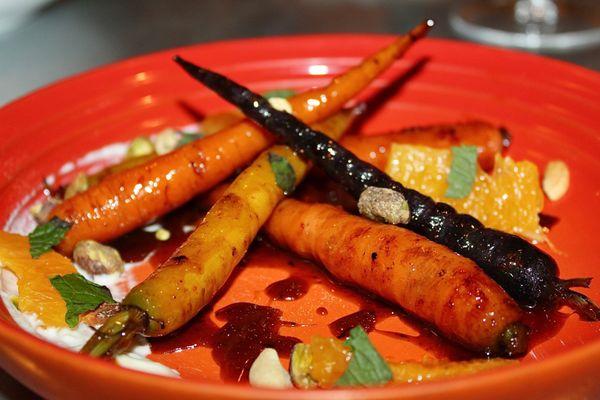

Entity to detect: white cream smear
[0,264,179,378]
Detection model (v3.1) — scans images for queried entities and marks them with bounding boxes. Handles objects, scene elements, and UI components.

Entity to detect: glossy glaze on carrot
[50,24,428,255]
[264,199,525,356]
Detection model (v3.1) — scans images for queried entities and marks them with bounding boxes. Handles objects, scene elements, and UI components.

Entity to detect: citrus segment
[0,231,76,327]
[386,144,545,242]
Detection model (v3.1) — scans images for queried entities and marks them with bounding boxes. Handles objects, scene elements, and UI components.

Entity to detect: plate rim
[0,33,599,398]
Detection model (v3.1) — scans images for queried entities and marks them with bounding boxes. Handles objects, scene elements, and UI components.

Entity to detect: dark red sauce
[151,312,218,353]
[151,302,300,382]
[109,199,204,263]
[523,308,568,349]
[266,276,309,301]
[539,213,560,230]
[329,310,377,338]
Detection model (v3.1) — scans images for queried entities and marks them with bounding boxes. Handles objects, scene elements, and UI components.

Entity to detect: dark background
[0,0,599,397]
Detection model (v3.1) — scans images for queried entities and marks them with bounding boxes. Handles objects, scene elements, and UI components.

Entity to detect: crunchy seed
[289,343,317,389]
[126,136,154,159]
[543,160,570,201]
[153,128,180,155]
[155,228,171,241]
[249,348,293,389]
[73,240,124,275]
[358,186,410,225]
[64,173,89,199]
[29,197,62,224]
[268,97,293,114]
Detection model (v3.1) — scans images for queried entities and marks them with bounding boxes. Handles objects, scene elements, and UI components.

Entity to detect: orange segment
[0,231,76,327]
[386,144,545,242]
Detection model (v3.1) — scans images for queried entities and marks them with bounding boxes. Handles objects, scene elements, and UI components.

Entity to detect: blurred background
[0,0,599,397]
[1,0,600,106]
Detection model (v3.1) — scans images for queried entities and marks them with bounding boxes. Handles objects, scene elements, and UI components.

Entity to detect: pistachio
[543,160,569,201]
[29,197,62,224]
[125,136,155,159]
[289,343,318,389]
[73,240,124,275]
[155,228,171,241]
[153,128,180,155]
[64,173,89,199]
[249,348,293,389]
[358,186,410,225]
[29,203,42,218]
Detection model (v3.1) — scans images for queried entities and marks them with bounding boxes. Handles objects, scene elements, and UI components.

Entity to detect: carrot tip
[409,20,434,41]
[81,306,148,357]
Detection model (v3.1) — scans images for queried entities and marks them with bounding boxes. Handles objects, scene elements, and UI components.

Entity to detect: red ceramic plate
[0,35,599,400]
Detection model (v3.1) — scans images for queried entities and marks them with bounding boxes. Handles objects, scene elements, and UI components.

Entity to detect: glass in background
[450,0,600,52]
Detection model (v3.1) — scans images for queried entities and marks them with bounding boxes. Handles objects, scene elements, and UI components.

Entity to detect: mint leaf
[28,217,72,259]
[50,273,115,328]
[336,326,392,387]
[263,89,296,99]
[445,145,478,199]
[176,132,203,148]
[268,152,296,195]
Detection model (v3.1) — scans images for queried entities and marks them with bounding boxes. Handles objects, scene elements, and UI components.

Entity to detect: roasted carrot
[86,154,155,186]
[264,199,527,356]
[50,22,430,256]
[81,109,360,356]
[121,146,309,335]
[340,120,509,172]
[389,358,517,384]
[87,113,244,186]
[199,110,244,135]
[287,21,429,122]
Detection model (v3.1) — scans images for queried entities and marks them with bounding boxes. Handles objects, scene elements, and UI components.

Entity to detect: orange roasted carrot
[264,199,527,356]
[50,22,431,255]
[340,120,509,172]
